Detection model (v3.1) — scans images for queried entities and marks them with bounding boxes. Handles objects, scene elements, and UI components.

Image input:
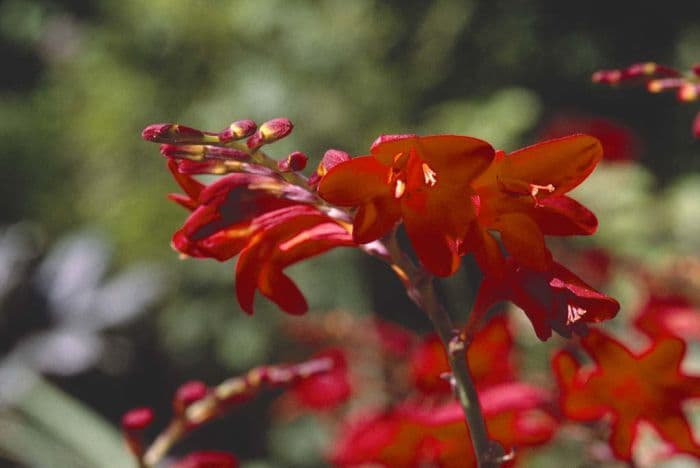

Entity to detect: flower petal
[353,198,401,244]
[495,213,551,272]
[318,156,392,205]
[403,202,461,277]
[258,267,308,315]
[527,196,598,235]
[500,134,603,195]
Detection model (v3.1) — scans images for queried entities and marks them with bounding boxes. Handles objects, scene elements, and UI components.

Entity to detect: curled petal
[527,196,598,235]
[318,156,392,205]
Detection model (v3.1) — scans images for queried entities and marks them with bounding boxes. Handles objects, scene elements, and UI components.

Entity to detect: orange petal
[373,135,494,186]
[258,267,308,315]
[527,196,598,235]
[500,135,603,195]
[608,414,638,460]
[462,223,506,278]
[495,213,551,272]
[403,207,460,277]
[353,198,401,244]
[318,156,392,206]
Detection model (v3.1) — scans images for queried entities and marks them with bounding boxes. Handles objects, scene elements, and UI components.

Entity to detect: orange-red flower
[553,329,700,460]
[166,160,353,315]
[319,134,494,276]
[331,383,557,467]
[410,316,515,394]
[474,258,619,340]
[467,135,602,276]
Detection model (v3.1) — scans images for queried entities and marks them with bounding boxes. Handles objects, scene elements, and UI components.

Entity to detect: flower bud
[278,151,308,172]
[160,144,250,162]
[142,123,217,144]
[121,407,154,457]
[678,83,700,102]
[246,118,293,150]
[219,120,257,142]
[173,380,209,416]
[647,78,685,93]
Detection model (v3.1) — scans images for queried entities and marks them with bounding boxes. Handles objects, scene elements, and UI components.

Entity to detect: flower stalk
[385,233,504,468]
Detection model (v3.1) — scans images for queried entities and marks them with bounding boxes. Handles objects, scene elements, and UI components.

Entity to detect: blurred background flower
[1,0,700,466]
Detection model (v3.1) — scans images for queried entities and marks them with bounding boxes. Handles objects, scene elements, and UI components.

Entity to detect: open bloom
[474,258,619,340]
[467,135,602,276]
[331,383,557,467]
[167,160,353,314]
[553,329,700,460]
[319,134,494,276]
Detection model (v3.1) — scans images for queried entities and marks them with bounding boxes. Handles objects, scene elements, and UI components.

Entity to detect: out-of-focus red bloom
[539,115,639,163]
[474,258,619,341]
[290,349,351,410]
[553,329,700,460]
[467,135,602,276]
[319,134,494,276]
[171,451,238,468]
[331,383,557,467]
[167,161,353,315]
[410,316,515,394]
[634,295,700,341]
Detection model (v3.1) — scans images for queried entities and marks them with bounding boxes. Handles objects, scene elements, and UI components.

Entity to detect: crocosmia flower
[167,161,353,315]
[331,383,557,467]
[474,258,619,340]
[319,134,494,276]
[553,329,700,460]
[467,135,602,276]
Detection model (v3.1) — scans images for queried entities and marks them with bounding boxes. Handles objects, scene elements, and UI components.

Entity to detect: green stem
[384,234,503,468]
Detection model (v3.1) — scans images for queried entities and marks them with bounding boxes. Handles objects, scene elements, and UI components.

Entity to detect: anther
[530,183,555,206]
[422,163,437,187]
[394,179,406,199]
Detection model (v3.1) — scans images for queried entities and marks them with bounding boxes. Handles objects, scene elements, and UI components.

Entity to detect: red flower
[410,316,515,394]
[467,135,602,276]
[319,134,494,276]
[634,295,700,342]
[474,258,619,340]
[553,329,700,460]
[166,161,353,315]
[539,115,640,163]
[290,349,351,410]
[331,383,557,467]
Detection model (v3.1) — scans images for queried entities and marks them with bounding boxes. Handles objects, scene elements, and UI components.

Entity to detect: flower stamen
[422,163,437,187]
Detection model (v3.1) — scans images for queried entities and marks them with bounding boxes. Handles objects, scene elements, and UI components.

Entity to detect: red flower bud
[678,83,700,102]
[142,123,217,144]
[160,144,250,162]
[121,407,154,457]
[246,118,293,150]
[277,151,308,172]
[173,380,209,416]
[219,120,257,142]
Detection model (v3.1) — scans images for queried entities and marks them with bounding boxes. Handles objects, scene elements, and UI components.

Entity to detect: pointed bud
[308,149,351,186]
[160,144,250,162]
[121,407,154,457]
[278,151,308,172]
[246,118,293,150]
[173,380,209,416]
[219,120,257,142]
[142,124,218,144]
[678,83,700,102]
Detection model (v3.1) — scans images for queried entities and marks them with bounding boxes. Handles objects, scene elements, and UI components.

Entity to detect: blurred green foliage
[2,0,700,466]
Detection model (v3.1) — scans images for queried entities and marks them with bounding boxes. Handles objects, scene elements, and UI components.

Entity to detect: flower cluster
[143,119,619,340]
[593,61,700,138]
